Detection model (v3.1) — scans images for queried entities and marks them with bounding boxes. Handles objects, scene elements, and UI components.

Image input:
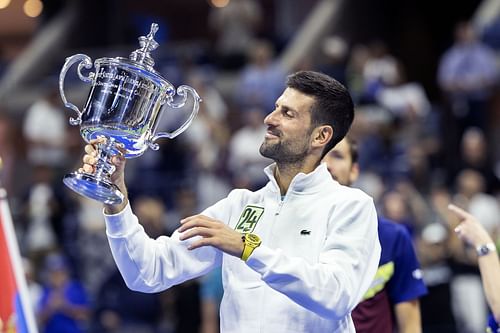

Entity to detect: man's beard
[259,138,309,164]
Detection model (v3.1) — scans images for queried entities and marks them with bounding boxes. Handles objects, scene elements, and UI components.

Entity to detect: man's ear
[312,125,334,148]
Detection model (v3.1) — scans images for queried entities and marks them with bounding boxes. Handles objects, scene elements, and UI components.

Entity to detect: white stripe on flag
[0,188,39,333]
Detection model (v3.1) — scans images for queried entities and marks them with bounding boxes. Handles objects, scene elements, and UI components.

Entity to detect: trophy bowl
[59,23,201,204]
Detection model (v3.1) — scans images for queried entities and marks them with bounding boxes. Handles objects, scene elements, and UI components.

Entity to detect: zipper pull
[275,199,284,216]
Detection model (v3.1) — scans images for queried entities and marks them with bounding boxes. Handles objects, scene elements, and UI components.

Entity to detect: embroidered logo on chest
[235,205,264,233]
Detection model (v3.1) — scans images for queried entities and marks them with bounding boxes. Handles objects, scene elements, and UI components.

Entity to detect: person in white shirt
[80,70,381,333]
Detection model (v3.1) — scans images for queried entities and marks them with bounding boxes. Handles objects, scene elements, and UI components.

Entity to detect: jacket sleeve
[104,203,223,293]
[245,194,381,319]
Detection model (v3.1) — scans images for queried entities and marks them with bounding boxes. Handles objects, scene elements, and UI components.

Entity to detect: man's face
[322,138,358,186]
[259,88,316,163]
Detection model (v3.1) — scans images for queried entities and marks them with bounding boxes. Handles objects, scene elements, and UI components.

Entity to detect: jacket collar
[263,162,335,195]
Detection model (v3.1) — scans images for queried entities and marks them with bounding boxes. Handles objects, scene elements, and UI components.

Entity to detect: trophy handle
[59,54,94,126]
[147,85,201,150]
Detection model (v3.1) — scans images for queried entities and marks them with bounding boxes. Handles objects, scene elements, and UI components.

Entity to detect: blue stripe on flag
[15,292,29,333]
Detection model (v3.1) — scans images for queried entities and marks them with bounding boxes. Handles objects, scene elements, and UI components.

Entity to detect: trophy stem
[94,137,118,180]
[63,136,124,205]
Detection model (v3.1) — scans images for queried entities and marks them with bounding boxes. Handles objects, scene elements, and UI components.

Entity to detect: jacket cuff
[104,203,135,237]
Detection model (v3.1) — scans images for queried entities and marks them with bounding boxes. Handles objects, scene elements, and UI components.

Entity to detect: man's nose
[264,110,278,125]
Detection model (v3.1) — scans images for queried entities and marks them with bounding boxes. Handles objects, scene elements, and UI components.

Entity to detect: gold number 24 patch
[235,205,264,233]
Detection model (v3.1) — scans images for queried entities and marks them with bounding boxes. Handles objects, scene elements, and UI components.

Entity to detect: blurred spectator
[22,86,70,170]
[480,14,500,51]
[71,196,116,298]
[127,139,191,208]
[417,221,457,333]
[406,144,434,195]
[394,180,432,231]
[199,268,223,333]
[375,60,431,122]
[353,170,385,205]
[357,119,410,185]
[173,279,201,333]
[449,127,500,194]
[0,46,8,77]
[234,39,287,112]
[37,253,90,333]
[208,0,263,70]
[165,188,199,234]
[317,35,349,85]
[0,113,28,197]
[0,115,14,164]
[133,196,169,239]
[227,107,272,190]
[437,21,499,136]
[178,72,232,210]
[380,189,415,236]
[361,40,399,104]
[183,69,230,174]
[22,166,62,270]
[92,269,166,333]
[345,44,371,104]
[187,69,229,124]
[23,257,43,311]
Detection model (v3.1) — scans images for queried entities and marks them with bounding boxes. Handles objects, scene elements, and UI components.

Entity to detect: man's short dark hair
[286,71,354,159]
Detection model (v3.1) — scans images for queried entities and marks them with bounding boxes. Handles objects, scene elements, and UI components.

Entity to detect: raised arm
[82,138,222,292]
[449,204,500,323]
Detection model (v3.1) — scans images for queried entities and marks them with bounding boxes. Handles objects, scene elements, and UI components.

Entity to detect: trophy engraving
[59,23,201,204]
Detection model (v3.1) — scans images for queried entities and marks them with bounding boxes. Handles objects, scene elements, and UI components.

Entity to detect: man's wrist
[476,242,497,257]
[104,198,128,215]
[241,233,262,261]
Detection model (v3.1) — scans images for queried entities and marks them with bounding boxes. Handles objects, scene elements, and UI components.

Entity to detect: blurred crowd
[0,2,500,332]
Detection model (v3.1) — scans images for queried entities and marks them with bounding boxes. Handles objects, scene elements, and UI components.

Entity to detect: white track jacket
[104,163,381,332]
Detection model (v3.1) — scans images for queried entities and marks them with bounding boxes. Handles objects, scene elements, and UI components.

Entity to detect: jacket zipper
[275,198,285,216]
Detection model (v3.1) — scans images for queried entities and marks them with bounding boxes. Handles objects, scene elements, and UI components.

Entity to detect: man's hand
[178,215,245,258]
[80,137,128,213]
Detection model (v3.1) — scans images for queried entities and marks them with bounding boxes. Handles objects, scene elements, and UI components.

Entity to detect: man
[81,71,381,332]
[323,137,428,333]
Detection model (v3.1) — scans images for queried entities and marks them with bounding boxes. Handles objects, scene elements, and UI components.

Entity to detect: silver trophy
[59,23,201,204]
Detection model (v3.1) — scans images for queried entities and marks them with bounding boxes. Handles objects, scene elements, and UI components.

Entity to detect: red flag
[0,188,38,333]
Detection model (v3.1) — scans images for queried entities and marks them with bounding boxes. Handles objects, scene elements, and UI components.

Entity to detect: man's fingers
[83,154,97,165]
[178,218,216,233]
[447,204,471,220]
[180,214,217,225]
[111,155,125,166]
[179,227,213,241]
[89,137,106,145]
[84,144,98,156]
[187,238,210,251]
[82,164,94,173]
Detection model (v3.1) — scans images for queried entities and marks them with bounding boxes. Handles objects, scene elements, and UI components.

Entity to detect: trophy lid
[129,23,160,69]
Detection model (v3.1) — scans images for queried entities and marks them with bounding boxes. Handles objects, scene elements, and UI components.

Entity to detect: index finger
[180,214,214,224]
[89,137,107,145]
[84,144,98,156]
[447,204,472,221]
